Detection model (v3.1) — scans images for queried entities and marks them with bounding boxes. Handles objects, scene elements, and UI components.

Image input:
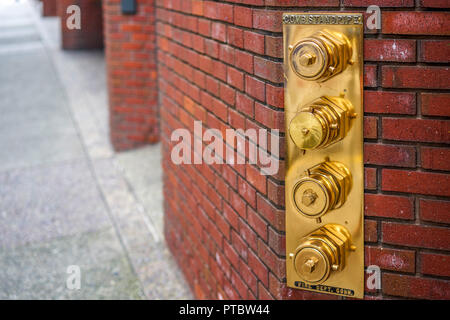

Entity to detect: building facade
[51,0,450,299]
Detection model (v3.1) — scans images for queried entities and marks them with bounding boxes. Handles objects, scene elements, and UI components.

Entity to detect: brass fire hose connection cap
[293,161,352,219]
[289,95,355,150]
[289,30,353,82]
[294,224,353,284]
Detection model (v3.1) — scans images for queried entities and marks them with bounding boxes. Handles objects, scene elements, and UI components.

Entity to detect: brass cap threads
[289,95,355,150]
[289,30,353,82]
[294,224,353,284]
[293,161,352,219]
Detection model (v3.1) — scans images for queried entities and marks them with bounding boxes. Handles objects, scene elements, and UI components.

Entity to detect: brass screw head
[305,258,317,273]
[302,189,318,207]
[299,53,316,66]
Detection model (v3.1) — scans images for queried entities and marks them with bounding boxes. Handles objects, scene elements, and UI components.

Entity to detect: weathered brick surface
[152,1,450,300]
[104,0,159,151]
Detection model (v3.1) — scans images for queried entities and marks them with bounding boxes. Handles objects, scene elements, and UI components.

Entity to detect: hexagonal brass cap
[292,161,352,219]
[289,95,355,150]
[294,224,353,284]
[289,30,353,82]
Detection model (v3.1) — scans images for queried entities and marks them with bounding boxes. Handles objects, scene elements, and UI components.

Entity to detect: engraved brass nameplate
[283,13,363,25]
[284,12,364,299]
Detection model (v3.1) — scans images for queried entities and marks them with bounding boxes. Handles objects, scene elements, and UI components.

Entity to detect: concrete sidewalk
[0,0,192,299]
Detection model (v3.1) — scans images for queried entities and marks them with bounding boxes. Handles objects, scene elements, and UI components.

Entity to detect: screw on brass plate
[302,128,310,135]
[299,53,316,66]
[305,258,317,273]
[302,189,318,207]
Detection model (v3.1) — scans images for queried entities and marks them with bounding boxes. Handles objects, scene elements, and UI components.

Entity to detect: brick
[364,65,377,87]
[255,103,284,130]
[364,116,378,139]
[256,194,284,231]
[382,222,450,250]
[420,0,450,7]
[419,199,450,224]
[231,229,248,260]
[246,164,267,194]
[268,227,285,256]
[420,253,450,277]
[227,67,244,91]
[382,66,450,89]
[248,249,269,286]
[229,189,247,217]
[382,169,450,197]
[254,57,284,83]
[239,259,258,294]
[365,167,377,190]
[382,273,450,299]
[224,240,240,269]
[243,31,265,55]
[344,0,414,6]
[236,92,254,118]
[258,282,274,300]
[421,147,450,171]
[237,176,256,208]
[227,26,243,48]
[204,39,219,59]
[245,76,266,102]
[266,84,284,109]
[239,217,258,251]
[220,44,235,65]
[364,143,416,167]
[211,22,227,43]
[220,83,236,107]
[198,18,211,37]
[365,219,378,242]
[382,118,450,143]
[191,0,203,15]
[257,239,285,279]
[235,50,253,74]
[265,35,283,58]
[253,9,283,32]
[419,40,450,63]
[364,39,416,62]
[265,0,338,6]
[421,93,450,117]
[234,6,252,28]
[365,246,415,273]
[247,207,268,241]
[365,194,414,219]
[364,91,416,115]
[204,1,233,23]
[382,12,450,35]
[267,179,284,207]
[231,268,249,299]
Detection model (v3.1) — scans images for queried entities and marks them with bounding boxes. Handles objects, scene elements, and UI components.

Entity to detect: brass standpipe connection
[289,30,353,82]
[289,95,356,150]
[294,224,355,284]
[292,161,352,221]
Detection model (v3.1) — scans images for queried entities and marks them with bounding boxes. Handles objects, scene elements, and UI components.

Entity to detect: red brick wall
[59,0,104,50]
[104,0,159,151]
[156,1,450,299]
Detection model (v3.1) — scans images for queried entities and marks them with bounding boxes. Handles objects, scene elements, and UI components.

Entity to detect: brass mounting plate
[284,13,364,299]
